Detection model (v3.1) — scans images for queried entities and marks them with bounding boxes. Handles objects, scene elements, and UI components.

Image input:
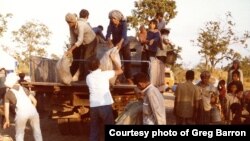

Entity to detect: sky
[0,0,250,68]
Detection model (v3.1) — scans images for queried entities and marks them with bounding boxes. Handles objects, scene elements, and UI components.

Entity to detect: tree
[12,20,51,72]
[241,56,250,78]
[192,12,250,72]
[127,0,177,30]
[0,13,12,37]
[127,0,181,65]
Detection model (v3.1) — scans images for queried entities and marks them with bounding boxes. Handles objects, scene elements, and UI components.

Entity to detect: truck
[22,38,146,134]
[20,37,167,135]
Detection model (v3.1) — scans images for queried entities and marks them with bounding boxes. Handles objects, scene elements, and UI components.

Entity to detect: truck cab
[164,67,174,88]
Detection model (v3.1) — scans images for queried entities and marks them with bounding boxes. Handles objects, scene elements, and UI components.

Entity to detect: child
[230,103,242,124]
[217,79,227,120]
[210,93,222,124]
[225,82,240,124]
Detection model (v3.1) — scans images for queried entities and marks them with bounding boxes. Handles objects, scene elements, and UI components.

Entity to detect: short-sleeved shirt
[86,69,115,107]
[4,85,30,106]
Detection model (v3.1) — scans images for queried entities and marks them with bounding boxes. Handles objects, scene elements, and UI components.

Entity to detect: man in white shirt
[86,55,123,141]
[133,72,166,125]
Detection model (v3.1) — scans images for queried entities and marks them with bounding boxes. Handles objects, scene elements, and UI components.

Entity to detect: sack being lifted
[99,46,121,86]
[56,53,73,85]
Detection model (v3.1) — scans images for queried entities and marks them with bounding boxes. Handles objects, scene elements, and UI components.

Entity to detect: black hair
[160,28,170,35]
[79,9,89,18]
[149,19,158,29]
[230,103,242,114]
[156,12,164,18]
[133,72,149,85]
[186,70,194,80]
[232,70,240,77]
[98,25,103,30]
[88,58,100,71]
[217,79,226,90]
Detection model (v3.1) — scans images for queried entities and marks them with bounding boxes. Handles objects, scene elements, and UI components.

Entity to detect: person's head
[97,25,103,31]
[0,67,7,76]
[79,9,89,19]
[160,28,170,35]
[109,10,124,26]
[139,25,147,32]
[156,12,164,21]
[230,103,242,115]
[232,70,240,81]
[88,58,100,71]
[4,72,19,88]
[149,19,158,30]
[19,73,25,80]
[186,70,194,81]
[217,79,226,90]
[210,93,218,104]
[229,82,238,93]
[232,60,240,70]
[65,13,77,28]
[133,72,150,90]
[200,71,211,85]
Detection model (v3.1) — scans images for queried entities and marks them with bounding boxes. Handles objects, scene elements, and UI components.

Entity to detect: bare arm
[3,102,10,129]
[116,38,124,50]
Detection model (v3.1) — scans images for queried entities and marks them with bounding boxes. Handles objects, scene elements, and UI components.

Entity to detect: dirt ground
[0,111,89,141]
[0,92,175,141]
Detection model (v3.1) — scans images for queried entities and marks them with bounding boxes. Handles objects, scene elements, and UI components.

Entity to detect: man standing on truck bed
[66,9,97,82]
[86,54,123,141]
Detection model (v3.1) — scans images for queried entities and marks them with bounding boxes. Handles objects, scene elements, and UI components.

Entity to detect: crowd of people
[173,61,249,125]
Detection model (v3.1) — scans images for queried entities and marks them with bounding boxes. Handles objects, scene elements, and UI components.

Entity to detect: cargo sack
[99,47,121,86]
[115,101,143,125]
[56,53,73,85]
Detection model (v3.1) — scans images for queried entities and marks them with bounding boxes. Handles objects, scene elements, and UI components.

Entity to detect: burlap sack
[56,53,73,85]
[99,47,121,86]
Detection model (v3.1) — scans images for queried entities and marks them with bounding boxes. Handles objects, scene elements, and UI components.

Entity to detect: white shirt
[86,69,115,107]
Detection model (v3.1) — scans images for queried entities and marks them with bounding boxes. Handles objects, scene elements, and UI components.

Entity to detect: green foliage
[0,13,12,37]
[12,20,51,72]
[192,12,250,71]
[241,56,250,77]
[127,0,177,31]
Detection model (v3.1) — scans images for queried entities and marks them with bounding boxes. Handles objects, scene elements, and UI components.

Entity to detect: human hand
[149,39,154,46]
[3,120,10,129]
[107,40,114,48]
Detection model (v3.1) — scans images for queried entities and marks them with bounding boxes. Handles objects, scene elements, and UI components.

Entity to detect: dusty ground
[0,93,176,141]
[0,111,89,141]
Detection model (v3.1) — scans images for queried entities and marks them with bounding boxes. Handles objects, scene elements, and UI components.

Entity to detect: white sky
[0,0,250,68]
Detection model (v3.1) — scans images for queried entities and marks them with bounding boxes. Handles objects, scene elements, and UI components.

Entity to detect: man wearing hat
[65,9,97,82]
[3,73,43,141]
